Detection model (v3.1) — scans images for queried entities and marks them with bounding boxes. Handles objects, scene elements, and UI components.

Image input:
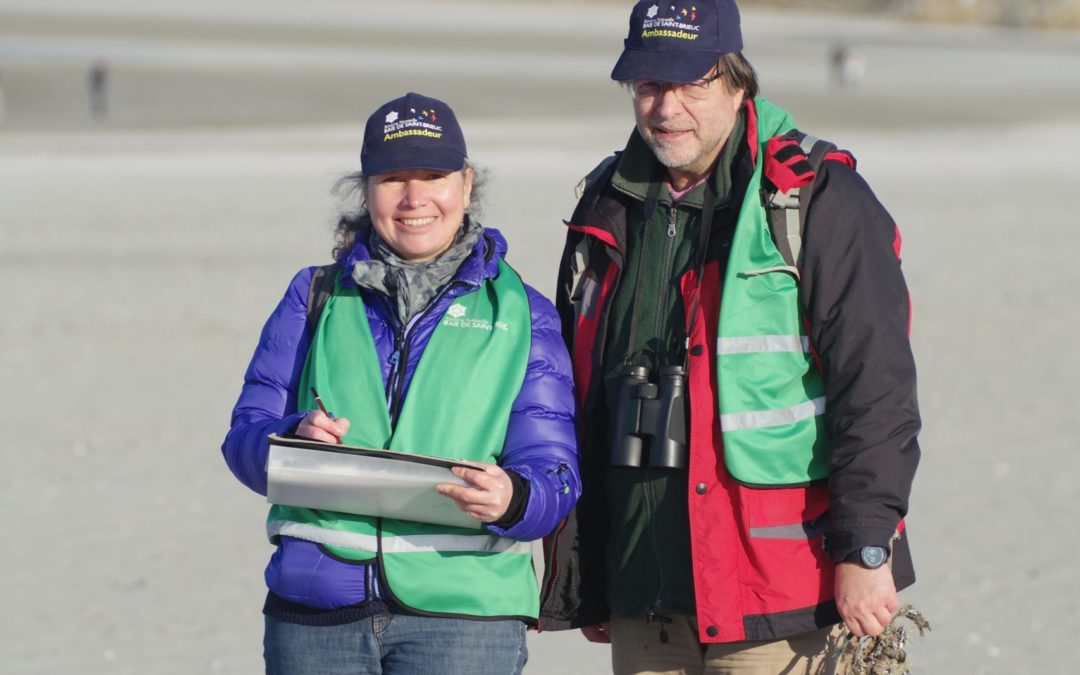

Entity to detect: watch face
[861,546,887,568]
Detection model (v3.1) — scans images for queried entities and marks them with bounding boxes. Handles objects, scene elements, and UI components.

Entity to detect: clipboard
[265,434,482,530]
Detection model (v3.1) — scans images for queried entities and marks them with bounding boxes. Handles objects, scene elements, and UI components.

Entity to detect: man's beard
[643,130,721,173]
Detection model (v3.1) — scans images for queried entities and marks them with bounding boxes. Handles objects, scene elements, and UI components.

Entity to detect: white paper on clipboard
[265,434,482,530]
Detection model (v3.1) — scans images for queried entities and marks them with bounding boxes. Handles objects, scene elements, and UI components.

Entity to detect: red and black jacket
[539,102,920,642]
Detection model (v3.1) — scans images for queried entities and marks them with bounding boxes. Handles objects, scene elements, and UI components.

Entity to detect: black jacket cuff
[825,526,898,563]
[490,469,530,528]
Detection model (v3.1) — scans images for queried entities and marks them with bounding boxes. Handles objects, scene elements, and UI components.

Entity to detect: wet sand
[2,1,1079,673]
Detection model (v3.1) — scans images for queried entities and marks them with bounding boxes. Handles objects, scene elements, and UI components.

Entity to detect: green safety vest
[717,98,830,487]
[267,259,538,619]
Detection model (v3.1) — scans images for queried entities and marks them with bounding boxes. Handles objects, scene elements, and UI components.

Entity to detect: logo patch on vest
[442,302,508,332]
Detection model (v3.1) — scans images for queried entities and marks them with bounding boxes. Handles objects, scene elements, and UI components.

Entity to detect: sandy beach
[2,1,1079,673]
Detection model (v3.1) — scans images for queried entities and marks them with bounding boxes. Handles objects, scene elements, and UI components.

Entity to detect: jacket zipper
[385,279,471,428]
[646,208,680,634]
[385,331,405,407]
[655,206,678,343]
[642,467,671,639]
[610,185,678,629]
[607,181,679,358]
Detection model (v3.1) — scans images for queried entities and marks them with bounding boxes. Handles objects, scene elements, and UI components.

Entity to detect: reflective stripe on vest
[267,258,538,618]
[716,98,830,486]
[720,397,826,432]
[267,520,532,555]
[716,335,809,355]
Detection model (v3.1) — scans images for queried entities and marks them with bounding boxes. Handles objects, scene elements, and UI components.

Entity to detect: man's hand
[581,622,611,644]
[295,410,350,444]
[835,562,899,637]
[436,464,513,523]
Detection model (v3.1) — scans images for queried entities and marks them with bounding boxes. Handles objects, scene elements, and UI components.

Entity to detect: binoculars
[610,364,689,469]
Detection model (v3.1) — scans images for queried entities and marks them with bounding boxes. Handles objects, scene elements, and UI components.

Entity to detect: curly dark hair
[329,162,487,262]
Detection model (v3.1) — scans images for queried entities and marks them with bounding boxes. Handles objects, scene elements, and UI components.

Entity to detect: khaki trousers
[610,613,846,675]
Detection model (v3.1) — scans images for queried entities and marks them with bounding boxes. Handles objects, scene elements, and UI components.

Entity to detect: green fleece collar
[611,108,746,209]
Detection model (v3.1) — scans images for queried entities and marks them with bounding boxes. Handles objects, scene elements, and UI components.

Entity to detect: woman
[222,92,580,674]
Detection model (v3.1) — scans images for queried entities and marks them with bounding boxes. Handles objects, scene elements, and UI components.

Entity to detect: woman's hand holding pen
[296,410,350,445]
[437,464,513,523]
[298,387,349,444]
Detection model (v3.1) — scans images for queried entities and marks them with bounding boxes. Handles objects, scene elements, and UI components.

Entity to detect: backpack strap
[306,262,342,335]
[763,130,855,277]
[574,152,621,204]
[568,150,630,252]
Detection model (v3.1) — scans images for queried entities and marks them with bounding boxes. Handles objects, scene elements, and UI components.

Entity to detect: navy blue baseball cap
[611,0,743,83]
[360,92,467,176]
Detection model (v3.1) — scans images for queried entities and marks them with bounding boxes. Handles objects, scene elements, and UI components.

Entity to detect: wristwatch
[845,545,889,569]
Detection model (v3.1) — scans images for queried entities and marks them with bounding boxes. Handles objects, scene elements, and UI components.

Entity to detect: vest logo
[442,303,509,332]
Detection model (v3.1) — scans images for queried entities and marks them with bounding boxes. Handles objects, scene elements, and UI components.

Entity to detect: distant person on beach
[223,92,580,674]
[88,59,107,119]
[830,41,867,88]
[538,1,921,672]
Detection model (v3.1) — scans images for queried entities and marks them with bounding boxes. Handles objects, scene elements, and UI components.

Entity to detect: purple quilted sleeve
[485,285,581,541]
[221,268,315,495]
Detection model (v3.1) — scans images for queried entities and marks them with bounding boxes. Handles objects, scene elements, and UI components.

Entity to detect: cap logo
[641,3,701,42]
[383,106,444,143]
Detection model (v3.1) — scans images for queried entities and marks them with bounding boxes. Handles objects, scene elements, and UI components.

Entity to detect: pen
[310,387,335,419]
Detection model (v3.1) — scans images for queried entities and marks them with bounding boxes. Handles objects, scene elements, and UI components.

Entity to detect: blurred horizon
[749,0,1080,29]
[3,0,1080,136]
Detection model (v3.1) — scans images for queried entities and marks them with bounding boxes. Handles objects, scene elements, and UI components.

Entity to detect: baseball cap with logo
[360,92,467,176]
[611,0,743,84]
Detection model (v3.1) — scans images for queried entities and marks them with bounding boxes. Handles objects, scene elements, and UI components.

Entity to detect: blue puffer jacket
[222,226,580,610]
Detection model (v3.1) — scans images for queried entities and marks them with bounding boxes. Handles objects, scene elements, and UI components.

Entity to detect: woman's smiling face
[368,167,473,262]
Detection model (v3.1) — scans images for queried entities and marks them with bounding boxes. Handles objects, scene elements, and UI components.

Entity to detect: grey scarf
[351,217,483,326]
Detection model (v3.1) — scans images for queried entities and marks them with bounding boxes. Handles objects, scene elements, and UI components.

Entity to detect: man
[538,1,920,672]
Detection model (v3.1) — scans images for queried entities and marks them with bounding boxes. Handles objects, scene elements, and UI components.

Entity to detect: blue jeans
[264,610,528,675]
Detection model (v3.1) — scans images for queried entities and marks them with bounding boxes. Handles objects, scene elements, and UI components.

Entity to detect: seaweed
[823,606,932,675]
